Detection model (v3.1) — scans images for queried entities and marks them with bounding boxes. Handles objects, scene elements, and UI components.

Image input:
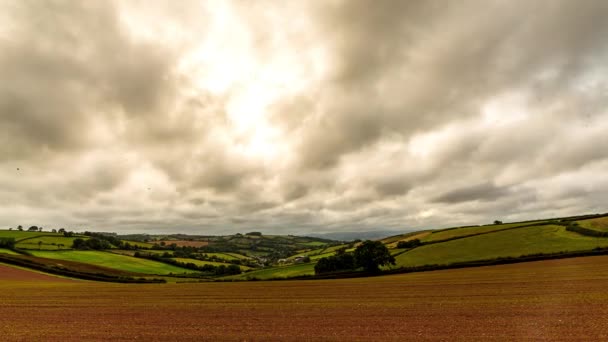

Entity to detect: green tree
[0,238,15,249]
[354,240,395,273]
[72,238,87,249]
[314,253,355,275]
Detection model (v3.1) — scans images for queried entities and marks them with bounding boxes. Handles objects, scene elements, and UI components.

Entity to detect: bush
[314,253,355,274]
[72,238,112,250]
[396,239,421,249]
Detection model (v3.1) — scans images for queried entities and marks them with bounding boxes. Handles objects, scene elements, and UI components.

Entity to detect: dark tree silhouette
[354,240,395,273]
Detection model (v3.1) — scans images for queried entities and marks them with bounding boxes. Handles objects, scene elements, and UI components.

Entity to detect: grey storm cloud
[433,182,512,204]
[1,0,608,234]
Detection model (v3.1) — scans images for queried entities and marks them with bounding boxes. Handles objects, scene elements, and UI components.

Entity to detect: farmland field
[171,257,252,270]
[225,262,315,280]
[577,216,608,232]
[420,221,547,242]
[15,236,84,250]
[164,240,209,247]
[385,231,432,247]
[202,252,250,261]
[309,251,336,261]
[2,255,608,340]
[121,240,155,248]
[0,231,65,241]
[29,250,195,275]
[394,224,608,267]
[0,263,73,282]
[0,248,19,255]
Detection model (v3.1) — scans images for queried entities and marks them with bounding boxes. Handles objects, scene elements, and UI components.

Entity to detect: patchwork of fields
[2,214,608,282]
[2,255,608,340]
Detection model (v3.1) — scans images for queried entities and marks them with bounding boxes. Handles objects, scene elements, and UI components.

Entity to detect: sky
[1,0,608,235]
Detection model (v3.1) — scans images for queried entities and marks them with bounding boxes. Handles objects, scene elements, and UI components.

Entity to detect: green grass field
[309,252,337,261]
[381,230,432,244]
[0,231,67,241]
[202,252,250,261]
[172,258,252,271]
[394,224,608,268]
[15,236,84,250]
[29,250,195,275]
[0,248,19,255]
[420,221,547,243]
[121,240,155,248]
[224,263,315,280]
[301,241,327,247]
[291,248,325,258]
[577,217,608,232]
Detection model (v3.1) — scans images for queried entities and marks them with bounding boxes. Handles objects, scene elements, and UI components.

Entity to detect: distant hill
[307,230,405,242]
[4,211,608,282]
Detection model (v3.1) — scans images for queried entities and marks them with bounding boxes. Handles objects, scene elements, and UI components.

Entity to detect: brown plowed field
[165,240,209,247]
[2,256,608,341]
[0,263,73,282]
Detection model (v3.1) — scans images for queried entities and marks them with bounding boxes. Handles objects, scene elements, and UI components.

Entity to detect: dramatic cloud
[1,0,608,234]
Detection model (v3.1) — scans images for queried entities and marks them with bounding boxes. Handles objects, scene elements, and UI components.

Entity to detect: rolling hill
[2,212,608,282]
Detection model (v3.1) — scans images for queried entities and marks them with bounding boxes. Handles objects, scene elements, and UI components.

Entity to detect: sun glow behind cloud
[172,2,324,162]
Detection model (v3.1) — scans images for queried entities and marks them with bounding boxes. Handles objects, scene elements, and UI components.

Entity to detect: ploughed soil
[2,255,608,341]
[0,263,73,282]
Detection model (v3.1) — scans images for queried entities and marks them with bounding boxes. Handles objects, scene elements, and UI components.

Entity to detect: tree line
[314,240,395,275]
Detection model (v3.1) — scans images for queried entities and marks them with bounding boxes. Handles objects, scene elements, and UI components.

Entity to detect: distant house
[294,256,310,264]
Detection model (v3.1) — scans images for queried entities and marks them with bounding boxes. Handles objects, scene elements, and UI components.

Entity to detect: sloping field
[1,256,608,340]
[121,240,155,248]
[420,220,547,242]
[395,224,608,267]
[15,236,83,250]
[227,262,315,280]
[386,231,432,248]
[577,216,608,232]
[0,263,72,282]
[0,248,19,255]
[0,231,63,241]
[202,252,250,261]
[309,251,336,261]
[29,250,194,275]
[382,230,432,244]
[165,240,209,247]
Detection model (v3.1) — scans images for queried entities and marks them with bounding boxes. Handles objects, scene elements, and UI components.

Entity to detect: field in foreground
[2,256,608,340]
[0,263,72,282]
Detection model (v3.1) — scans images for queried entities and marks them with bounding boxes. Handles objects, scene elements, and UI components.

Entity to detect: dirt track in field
[2,256,608,341]
[0,263,73,282]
